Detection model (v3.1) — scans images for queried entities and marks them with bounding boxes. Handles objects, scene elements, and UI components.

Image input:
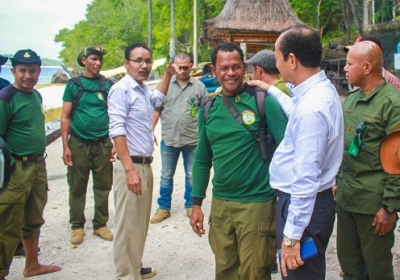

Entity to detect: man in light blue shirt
[108,43,176,280]
[249,25,344,279]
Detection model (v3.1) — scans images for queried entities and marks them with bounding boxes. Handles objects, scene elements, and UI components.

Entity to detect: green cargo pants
[0,160,47,277]
[208,197,277,280]
[67,135,113,230]
[337,205,395,280]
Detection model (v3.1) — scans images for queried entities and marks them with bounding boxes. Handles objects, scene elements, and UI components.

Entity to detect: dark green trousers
[67,135,113,230]
[0,160,47,277]
[208,197,276,280]
[337,205,395,280]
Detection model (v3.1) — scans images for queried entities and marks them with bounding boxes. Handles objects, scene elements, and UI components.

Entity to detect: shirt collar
[124,73,149,92]
[291,70,328,102]
[172,75,194,85]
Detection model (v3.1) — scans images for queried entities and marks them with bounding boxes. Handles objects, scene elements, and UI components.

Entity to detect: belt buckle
[142,157,146,164]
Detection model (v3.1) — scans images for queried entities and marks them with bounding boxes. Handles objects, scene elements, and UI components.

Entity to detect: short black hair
[278,25,322,68]
[174,53,191,62]
[124,43,151,60]
[211,42,244,66]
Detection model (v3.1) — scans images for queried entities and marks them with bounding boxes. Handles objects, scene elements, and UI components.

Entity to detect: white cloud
[0,0,93,59]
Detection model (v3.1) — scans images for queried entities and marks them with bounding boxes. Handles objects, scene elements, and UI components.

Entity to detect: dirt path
[6,125,400,280]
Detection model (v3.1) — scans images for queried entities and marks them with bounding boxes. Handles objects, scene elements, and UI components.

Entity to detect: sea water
[0,65,69,85]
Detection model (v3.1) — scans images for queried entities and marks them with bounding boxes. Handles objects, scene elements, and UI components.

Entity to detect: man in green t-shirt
[61,45,115,245]
[0,49,61,279]
[190,42,287,280]
[246,50,290,97]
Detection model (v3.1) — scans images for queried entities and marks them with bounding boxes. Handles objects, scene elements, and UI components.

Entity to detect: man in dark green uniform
[190,42,287,279]
[61,45,115,245]
[335,41,400,279]
[0,49,61,279]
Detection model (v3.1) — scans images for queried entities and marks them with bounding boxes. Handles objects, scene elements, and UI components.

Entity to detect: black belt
[276,187,333,199]
[117,156,153,164]
[11,153,46,162]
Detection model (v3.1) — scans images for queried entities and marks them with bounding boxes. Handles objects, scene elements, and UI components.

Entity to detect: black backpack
[69,75,110,117]
[203,85,276,161]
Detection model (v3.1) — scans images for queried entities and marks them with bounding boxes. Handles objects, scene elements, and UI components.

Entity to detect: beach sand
[4,87,400,280]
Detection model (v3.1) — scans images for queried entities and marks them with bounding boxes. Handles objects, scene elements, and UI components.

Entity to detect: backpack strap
[203,97,217,123]
[255,90,267,126]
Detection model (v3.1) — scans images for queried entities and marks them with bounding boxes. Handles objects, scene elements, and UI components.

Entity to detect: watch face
[283,236,292,246]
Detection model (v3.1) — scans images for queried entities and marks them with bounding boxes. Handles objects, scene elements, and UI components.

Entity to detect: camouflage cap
[77,45,107,67]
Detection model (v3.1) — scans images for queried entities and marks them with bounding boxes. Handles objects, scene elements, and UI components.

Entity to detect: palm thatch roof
[201,0,305,51]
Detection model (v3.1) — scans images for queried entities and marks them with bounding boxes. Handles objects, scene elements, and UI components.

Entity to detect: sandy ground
[5,106,400,280]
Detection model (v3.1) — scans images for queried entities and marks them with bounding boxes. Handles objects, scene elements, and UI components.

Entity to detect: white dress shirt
[108,74,165,157]
[268,70,344,240]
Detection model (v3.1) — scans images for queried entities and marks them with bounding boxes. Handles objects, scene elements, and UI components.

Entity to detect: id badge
[348,137,362,157]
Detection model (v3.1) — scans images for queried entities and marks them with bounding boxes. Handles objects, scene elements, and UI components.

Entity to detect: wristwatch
[283,234,300,247]
[383,205,396,214]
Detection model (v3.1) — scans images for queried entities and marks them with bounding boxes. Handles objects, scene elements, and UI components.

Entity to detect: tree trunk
[348,0,363,35]
[343,0,352,44]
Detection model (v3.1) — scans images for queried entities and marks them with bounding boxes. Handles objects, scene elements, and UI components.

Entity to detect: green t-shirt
[63,76,113,140]
[0,86,45,156]
[192,86,288,203]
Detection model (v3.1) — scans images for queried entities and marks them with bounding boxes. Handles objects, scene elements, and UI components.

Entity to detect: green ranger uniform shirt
[192,86,287,203]
[337,82,400,214]
[0,85,45,157]
[273,77,291,97]
[63,76,113,140]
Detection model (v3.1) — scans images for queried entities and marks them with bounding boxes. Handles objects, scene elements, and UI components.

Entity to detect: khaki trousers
[209,197,277,280]
[113,159,153,280]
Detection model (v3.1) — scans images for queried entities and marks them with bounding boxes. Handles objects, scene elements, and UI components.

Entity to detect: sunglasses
[178,66,190,71]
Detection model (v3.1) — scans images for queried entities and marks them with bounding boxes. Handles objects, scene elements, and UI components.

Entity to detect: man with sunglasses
[61,45,115,245]
[334,40,400,279]
[150,53,208,224]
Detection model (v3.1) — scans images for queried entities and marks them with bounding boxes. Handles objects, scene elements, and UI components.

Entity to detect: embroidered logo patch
[242,110,256,125]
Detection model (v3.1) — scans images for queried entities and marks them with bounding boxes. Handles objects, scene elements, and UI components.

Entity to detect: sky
[0,0,93,60]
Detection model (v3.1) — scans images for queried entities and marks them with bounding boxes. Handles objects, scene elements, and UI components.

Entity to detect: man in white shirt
[249,25,344,279]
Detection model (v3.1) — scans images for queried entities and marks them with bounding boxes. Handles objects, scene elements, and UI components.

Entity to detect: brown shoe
[186,208,192,217]
[150,209,171,224]
[70,228,84,245]
[93,227,113,241]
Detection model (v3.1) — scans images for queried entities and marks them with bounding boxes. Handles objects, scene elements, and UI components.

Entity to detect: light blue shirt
[268,70,344,240]
[108,74,165,157]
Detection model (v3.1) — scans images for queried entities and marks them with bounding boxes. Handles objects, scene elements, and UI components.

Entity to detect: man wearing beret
[0,55,10,90]
[61,45,115,245]
[0,49,61,279]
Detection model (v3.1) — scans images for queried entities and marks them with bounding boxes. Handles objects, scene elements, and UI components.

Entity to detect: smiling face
[11,64,41,92]
[211,50,245,96]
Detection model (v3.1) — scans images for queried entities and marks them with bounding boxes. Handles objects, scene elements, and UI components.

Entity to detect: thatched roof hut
[201,0,305,53]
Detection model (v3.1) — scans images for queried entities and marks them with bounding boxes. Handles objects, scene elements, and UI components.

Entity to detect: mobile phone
[277,236,318,261]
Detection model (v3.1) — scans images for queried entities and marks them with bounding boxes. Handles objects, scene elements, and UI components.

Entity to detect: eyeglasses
[178,66,190,71]
[127,59,153,66]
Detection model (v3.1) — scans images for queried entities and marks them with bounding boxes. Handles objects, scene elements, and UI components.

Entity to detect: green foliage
[54,0,400,71]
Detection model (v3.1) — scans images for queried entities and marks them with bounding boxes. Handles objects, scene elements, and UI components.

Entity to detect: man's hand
[372,208,396,236]
[332,185,338,200]
[190,205,206,237]
[247,80,272,91]
[154,135,158,146]
[62,147,73,166]
[110,147,116,162]
[280,242,304,277]
[165,60,178,76]
[125,168,142,196]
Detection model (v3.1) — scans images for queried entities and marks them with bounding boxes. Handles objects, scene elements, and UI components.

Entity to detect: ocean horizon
[0,65,69,85]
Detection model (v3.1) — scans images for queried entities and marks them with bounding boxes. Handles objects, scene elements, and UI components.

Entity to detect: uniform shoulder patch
[386,91,400,108]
